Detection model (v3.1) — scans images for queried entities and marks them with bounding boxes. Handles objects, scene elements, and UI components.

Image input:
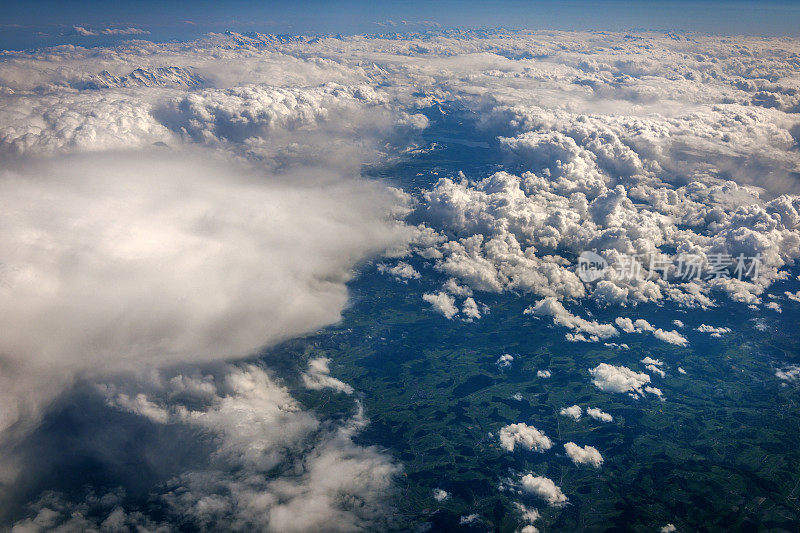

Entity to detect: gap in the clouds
[363,102,507,196]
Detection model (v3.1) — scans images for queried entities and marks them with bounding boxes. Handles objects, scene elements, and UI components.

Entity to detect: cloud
[0,151,409,450]
[422,291,459,319]
[645,386,664,397]
[589,363,651,395]
[302,357,354,395]
[16,364,399,531]
[9,490,162,531]
[153,84,426,171]
[604,342,629,349]
[515,503,541,532]
[150,367,397,532]
[496,354,514,368]
[459,513,480,525]
[652,329,689,346]
[586,407,613,422]
[559,405,582,420]
[461,297,482,320]
[614,318,637,333]
[516,503,540,523]
[0,92,172,156]
[695,324,732,337]
[564,442,603,467]
[433,488,450,502]
[1,83,425,171]
[71,26,97,36]
[520,475,567,507]
[411,160,797,314]
[776,365,800,381]
[0,33,437,521]
[526,297,618,341]
[101,27,150,36]
[765,301,782,313]
[498,423,553,453]
[5,27,799,332]
[108,392,170,424]
[642,358,666,378]
[395,31,800,317]
[615,318,689,346]
[378,261,421,281]
[71,26,150,36]
[536,369,551,378]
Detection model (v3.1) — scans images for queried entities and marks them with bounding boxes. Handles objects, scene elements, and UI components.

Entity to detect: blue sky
[2,1,800,50]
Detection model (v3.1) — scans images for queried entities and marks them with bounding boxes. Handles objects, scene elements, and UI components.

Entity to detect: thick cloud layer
[0,151,409,489]
[0,28,436,528]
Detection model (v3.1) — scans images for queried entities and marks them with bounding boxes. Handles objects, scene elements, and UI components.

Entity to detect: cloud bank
[0,152,408,439]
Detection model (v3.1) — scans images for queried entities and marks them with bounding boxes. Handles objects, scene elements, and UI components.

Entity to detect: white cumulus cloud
[520,475,567,507]
[586,407,613,422]
[564,442,604,467]
[499,423,553,453]
[590,363,651,395]
[422,291,459,319]
[302,357,354,395]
